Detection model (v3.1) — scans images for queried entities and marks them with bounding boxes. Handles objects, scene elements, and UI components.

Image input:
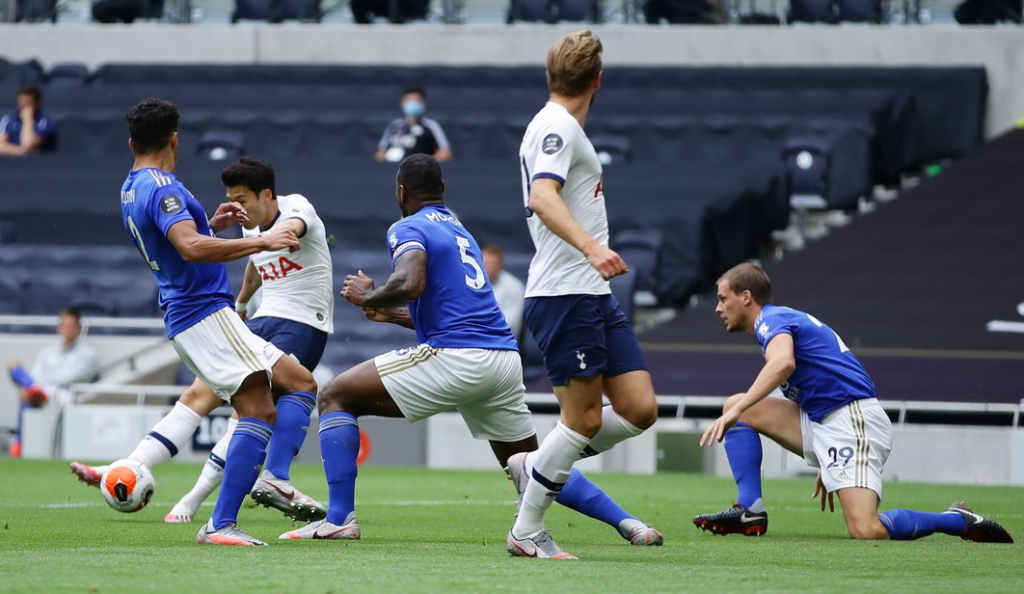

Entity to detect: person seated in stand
[375,87,452,163]
[482,244,525,341]
[0,86,57,157]
[6,307,98,457]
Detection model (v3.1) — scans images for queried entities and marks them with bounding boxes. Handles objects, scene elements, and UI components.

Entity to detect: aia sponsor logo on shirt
[259,256,303,281]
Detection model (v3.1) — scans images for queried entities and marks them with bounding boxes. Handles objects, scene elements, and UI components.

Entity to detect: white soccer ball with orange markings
[100,459,155,513]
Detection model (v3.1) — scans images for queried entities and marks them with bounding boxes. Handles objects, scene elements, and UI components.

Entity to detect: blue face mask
[402,100,425,118]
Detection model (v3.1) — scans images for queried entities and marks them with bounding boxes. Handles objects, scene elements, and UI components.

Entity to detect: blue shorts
[246,316,328,372]
[524,294,648,387]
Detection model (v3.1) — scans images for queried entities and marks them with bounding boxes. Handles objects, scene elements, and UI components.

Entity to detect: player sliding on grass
[71,150,332,540]
[694,262,1013,544]
[280,154,662,552]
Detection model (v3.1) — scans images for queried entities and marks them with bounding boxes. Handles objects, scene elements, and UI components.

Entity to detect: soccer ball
[100,459,155,513]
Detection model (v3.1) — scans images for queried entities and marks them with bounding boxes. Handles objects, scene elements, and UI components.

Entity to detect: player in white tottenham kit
[72,157,334,527]
[507,30,659,559]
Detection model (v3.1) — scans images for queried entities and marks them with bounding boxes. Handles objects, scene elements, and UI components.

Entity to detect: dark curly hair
[125,98,180,155]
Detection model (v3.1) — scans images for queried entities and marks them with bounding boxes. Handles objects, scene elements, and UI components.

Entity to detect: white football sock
[210,417,238,462]
[583,405,644,456]
[127,401,202,468]
[512,422,590,539]
[177,418,237,512]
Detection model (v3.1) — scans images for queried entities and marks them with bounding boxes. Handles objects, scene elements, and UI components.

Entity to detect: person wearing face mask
[375,87,453,163]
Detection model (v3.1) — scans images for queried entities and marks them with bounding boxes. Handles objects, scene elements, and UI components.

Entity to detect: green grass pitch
[1,459,1022,594]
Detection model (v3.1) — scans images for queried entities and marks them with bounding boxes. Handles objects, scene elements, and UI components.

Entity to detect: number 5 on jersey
[456,236,485,290]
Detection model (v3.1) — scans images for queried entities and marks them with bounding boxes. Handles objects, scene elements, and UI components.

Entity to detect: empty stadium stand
[636,128,1024,405]
[0,61,994,384]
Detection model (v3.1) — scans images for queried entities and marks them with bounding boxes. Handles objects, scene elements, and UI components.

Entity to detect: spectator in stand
[482,244,525,341]
[0,86,57,157]
[6,308,98,457]
[375,87,452,163]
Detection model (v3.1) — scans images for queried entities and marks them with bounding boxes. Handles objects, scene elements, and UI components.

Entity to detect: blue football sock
[724,422,763,509]
[319,412,361,525]
[555,467,634,529]
[9,365,35,389]
[878,508,967,540]
[263,391,316,481]
[211,417,272,530]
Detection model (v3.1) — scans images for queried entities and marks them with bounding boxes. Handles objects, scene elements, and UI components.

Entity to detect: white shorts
[375,346,535,442]
[800,398,893,500]
[172,307,284,401]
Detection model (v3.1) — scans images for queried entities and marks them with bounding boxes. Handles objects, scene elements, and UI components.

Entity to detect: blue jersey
[755,304,876,423]
[120,167,234,339]
[387,205,517,351]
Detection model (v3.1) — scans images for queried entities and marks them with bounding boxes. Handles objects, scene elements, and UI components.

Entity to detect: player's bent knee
[847,521,889,540]
[317,376,348,415]
[627,398,658,431]
[722,393,746,414]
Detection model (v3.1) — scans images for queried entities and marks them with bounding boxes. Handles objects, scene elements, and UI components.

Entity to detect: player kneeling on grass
[71,148,331,543]
[279,154,662,554]
[694,262,1013,544]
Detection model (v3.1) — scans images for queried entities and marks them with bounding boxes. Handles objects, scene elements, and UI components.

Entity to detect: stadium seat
[836,0,881,22]
[232,0,276,21]
[554,0,596,21]
[590,134,633,164]
[196,129,246,161]
[15,0,59,22]
[232,0,321,22]
[0,277,21,315]
[281,0,322,20]
[783,134,832,210]
[788,0,835,22]
[0,219,16,244]
[611,229,663,298]
[46,63,91,87]
[506,0,554,23]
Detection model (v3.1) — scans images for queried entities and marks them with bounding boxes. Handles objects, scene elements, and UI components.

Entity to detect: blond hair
[546,30,603,97]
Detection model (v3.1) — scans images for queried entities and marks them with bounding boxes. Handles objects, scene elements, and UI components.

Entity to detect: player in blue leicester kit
[74,157,331,526]
[280,154,662,550]
[117,98,319,546]
[695,262,1012,543]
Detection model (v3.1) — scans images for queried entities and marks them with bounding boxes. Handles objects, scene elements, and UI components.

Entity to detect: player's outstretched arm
[207,202,249,234]
[235,259,263,321]
[528,178,627,281]
[342,251,427,310]
[166,219,299,264]
[700,333,796,447]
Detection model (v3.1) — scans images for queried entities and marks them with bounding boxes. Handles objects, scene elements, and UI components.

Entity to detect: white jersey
[519,101,610,298]
[242,194,334,333]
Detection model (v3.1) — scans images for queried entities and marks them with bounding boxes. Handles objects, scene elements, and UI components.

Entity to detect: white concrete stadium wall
[0,24,1022,137]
